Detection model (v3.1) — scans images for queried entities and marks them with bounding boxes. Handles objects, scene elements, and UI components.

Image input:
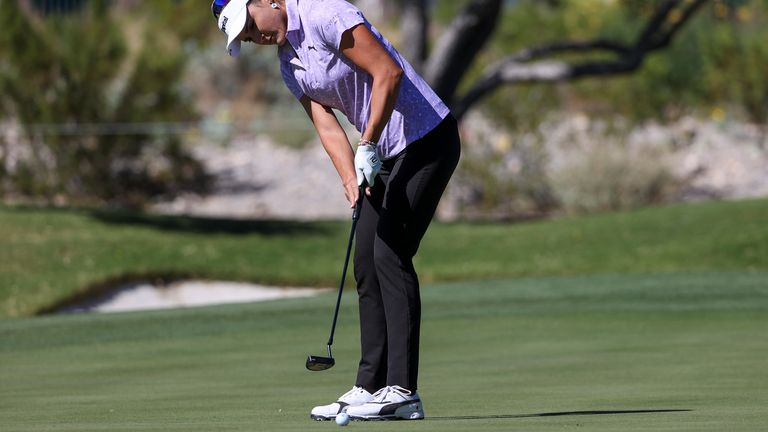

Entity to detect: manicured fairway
[1,272,766,431]
[2,198,767,318]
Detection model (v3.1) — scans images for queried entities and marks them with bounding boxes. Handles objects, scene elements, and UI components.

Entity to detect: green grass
[1,272,767,431]
[2,199,767,318]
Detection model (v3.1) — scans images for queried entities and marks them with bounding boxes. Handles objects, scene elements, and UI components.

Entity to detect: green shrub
[0,0,209,207]
[475,0,768,127]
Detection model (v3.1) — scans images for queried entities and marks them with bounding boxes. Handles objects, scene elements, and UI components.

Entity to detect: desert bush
[548,132,684,213]
[449,113,687,218]
[447,113,558,219]
[0,0,209,207]
[185,42,314,149]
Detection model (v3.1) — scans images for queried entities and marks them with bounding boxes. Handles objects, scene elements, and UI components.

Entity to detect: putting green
[1,272,766,431]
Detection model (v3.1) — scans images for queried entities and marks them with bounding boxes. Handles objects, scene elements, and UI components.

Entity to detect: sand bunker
[60,280,329,314]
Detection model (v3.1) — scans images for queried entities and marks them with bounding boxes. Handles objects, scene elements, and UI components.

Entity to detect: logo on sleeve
[220,16,229,33]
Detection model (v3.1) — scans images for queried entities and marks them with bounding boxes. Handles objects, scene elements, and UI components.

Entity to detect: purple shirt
[279,0,450,160]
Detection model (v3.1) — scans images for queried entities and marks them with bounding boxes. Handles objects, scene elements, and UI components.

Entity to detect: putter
[306,185,365,371]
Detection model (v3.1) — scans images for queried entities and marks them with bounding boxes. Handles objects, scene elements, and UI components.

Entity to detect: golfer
[212,0,460,421]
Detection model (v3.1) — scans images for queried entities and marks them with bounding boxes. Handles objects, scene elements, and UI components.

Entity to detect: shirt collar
[286,0,300,34]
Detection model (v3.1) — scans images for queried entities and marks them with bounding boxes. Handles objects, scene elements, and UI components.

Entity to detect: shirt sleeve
[314,0,366,51]
[280,61,305,101]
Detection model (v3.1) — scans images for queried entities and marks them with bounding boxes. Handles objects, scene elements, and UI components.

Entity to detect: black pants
[353,115,461,393]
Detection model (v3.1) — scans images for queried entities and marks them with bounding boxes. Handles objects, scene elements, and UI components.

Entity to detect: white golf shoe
[310,386,373,421]
[345,385,424,421]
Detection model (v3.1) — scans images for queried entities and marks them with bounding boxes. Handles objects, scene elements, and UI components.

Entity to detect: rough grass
[1,272,766,431]
[1,198,767,317]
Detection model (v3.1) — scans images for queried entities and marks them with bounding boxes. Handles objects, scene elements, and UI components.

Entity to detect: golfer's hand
[343,177,360,209]
[355,144,381,194]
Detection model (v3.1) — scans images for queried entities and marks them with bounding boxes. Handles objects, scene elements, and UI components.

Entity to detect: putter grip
[352,202,362,221]
[352,184,365,221]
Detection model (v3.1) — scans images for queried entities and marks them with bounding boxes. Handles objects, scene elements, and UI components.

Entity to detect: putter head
[306,355,335,371]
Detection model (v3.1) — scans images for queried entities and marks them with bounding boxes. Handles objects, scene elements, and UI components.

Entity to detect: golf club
[306,185,365,371]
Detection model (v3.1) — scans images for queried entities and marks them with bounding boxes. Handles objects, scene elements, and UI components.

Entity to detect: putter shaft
[327,188,363,346]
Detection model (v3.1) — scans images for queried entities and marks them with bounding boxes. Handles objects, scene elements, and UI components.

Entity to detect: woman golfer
[212,0,460,421]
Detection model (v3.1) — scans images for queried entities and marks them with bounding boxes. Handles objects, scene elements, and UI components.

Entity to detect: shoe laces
[370,385,411,403]
[339,386,366,402]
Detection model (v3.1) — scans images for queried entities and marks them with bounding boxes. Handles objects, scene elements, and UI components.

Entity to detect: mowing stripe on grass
[1,272,766,431]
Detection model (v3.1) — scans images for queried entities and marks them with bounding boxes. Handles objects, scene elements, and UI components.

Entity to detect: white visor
[218,0,249,57]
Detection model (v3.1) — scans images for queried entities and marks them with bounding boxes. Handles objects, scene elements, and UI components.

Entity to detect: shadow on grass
[2,204,333,236]
[429,409,692,421]
[89,209,331,236]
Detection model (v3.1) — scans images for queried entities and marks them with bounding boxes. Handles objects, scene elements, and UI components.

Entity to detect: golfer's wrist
[358,138,376,147]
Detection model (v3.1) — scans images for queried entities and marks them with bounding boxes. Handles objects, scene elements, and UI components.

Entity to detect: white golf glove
[355,144,382,187]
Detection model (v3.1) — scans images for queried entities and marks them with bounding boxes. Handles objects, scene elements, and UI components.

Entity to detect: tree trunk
[423,0,503,105]
[398,0,429,73]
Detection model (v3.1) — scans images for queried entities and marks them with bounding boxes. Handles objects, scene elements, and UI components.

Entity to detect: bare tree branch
[647,0,709,50]
[452,0,709,119]
[508,40,633,62]
[636,0,679,50]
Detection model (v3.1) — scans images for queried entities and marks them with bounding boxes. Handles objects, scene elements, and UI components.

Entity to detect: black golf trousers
[353,115,460,393]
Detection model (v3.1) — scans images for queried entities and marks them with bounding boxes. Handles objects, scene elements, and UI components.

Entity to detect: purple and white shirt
[279,0,451,160]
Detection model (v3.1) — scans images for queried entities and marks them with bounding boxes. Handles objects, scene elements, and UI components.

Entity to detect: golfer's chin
[259,36,286,47]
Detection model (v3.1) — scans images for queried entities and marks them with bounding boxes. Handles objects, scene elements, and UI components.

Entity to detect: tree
[392,0,710,120]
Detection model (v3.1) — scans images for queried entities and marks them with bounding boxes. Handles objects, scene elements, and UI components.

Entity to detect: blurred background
[1,0,766,220]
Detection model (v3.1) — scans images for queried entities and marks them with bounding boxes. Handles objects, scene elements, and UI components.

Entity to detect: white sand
[61,280,330,314]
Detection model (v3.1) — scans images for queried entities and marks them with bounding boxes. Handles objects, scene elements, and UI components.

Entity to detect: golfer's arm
[340,24,403,144]
[299,95,356,187]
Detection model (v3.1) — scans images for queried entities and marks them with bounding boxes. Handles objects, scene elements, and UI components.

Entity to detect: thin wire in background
[17,121,315,137]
